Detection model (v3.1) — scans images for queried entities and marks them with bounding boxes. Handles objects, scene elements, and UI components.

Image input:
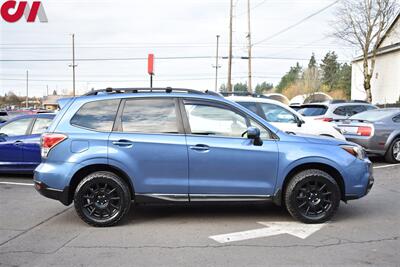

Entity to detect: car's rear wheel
[385,138,400,164]
[285,169,340,224]
[74,171,131,227]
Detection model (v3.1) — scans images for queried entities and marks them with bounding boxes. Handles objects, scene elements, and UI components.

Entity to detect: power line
[0,56,215,62]
[0,55,350,63]
[253,0,340,46]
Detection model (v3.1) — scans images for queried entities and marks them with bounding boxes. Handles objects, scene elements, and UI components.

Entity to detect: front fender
[275,157,345,191]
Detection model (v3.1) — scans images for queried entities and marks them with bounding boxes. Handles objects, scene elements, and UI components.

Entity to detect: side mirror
[296,117,304,127]
[246,126,263,146]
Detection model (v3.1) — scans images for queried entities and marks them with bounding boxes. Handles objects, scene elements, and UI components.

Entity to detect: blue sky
[0,0,359,96]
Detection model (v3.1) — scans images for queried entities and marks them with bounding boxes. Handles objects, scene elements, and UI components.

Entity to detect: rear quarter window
[70,99,120,132]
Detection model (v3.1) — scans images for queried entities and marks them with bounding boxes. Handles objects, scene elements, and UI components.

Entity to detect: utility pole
[227,0,233,93]
[214,35,220,92]
[69,34,77,97]
[46,85,49,96]
[26,70,29,108]
[247,0,253,94]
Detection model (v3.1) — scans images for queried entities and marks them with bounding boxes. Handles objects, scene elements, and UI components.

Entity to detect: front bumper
[345,161,374,200]
[34,180,70,206]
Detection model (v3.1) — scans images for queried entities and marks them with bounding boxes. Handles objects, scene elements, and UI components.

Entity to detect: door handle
[14,140,23,146]
[190,144,210,152]
[112,140,133,147]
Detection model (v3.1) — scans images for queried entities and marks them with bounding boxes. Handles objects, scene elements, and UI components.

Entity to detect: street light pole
[69,34,77,96]
[227,0,233,92]
[247,0,253,94]
[215,35,220,92]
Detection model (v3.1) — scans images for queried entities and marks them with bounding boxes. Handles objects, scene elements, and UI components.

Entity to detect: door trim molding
[136,193,271,202]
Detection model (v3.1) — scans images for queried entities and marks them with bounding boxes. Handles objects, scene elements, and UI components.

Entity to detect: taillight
[41,133,67,158]
[357,126,372,136]
[315,117,333,122]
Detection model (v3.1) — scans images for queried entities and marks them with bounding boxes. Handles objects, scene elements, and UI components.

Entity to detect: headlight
[341,145,366,160]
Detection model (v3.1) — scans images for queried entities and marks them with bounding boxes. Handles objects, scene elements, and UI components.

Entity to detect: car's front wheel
[385,138,400,164]
[285,169,340,224]
[74,171,131,227]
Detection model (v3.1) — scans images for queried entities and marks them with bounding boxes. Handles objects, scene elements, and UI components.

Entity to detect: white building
[351,13,400,105]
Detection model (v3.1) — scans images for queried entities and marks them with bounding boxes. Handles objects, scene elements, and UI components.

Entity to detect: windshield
[350,109,399,121]
[298,105,328,116]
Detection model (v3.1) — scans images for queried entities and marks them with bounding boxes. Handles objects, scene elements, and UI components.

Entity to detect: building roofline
[352,42,400,62]
[376,12,400,48]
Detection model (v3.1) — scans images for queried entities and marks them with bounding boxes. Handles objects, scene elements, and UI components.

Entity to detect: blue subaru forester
[34,88,374,227]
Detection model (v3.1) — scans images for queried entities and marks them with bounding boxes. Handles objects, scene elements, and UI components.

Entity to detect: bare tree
[332,0,398,102]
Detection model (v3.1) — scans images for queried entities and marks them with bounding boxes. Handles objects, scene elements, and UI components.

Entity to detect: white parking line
[210,222,326,243]
[373,164,400,169]
[0,182,33,186]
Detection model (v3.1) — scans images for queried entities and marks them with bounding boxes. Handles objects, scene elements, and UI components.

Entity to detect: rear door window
[121,98,179,134]
[71,99,120,132]
[32,118,53,134]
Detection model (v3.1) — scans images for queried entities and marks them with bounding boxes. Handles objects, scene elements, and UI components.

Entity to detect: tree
[332,0,398,102]
[276,62,302,93]
[255,82,273,95]
[336,63,352,99]
[308,53,317,69]
[233,82,248,92]
[320,51,340,91]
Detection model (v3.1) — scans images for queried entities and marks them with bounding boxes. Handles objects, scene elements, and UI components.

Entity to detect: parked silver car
[298,101,378,122]
[335,108,400,163]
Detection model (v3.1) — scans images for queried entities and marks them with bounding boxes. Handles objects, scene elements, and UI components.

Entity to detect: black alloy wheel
[74,171,131,227]
[285,169,340,224]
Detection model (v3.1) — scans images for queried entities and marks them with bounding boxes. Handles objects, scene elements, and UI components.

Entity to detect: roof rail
[84,87,223,97]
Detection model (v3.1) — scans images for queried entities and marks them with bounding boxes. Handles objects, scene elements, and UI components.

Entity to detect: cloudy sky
[1,0,359,96]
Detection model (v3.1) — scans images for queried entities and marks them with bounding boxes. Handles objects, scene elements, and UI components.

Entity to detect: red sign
[148,54,154,75]
[1,1,48,23]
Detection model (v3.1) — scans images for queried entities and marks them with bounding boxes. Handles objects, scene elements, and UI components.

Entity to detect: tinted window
[185,104,247,137]
[0,118,32,136]
[298,105,328,116]
[121,99,178,134]
[346,105,366,116]
[32,118,53,134]
[238,102,259,115]
[333,106,346,116]
[71,99,120,131]
[260,103,296,123]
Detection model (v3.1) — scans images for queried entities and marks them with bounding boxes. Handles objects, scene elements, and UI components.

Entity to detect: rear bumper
[345,136,386,156]
[33,179,70,206]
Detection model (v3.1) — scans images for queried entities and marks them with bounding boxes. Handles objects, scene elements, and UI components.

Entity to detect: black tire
[74,171,131,227]
[385,137,400,164]
[284,169,340,224]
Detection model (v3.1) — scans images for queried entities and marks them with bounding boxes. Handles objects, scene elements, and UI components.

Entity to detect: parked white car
[226,96,345,140]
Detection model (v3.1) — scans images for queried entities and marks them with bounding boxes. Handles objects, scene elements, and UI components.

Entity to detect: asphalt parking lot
[0,159,399,267]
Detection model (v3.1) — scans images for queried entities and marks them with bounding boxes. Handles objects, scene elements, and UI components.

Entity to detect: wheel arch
[67,164,135,205]
[385,131,400,151]
[274,162,346,206]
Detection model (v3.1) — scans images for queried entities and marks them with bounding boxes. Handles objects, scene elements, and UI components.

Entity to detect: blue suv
[34,88,374,227]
